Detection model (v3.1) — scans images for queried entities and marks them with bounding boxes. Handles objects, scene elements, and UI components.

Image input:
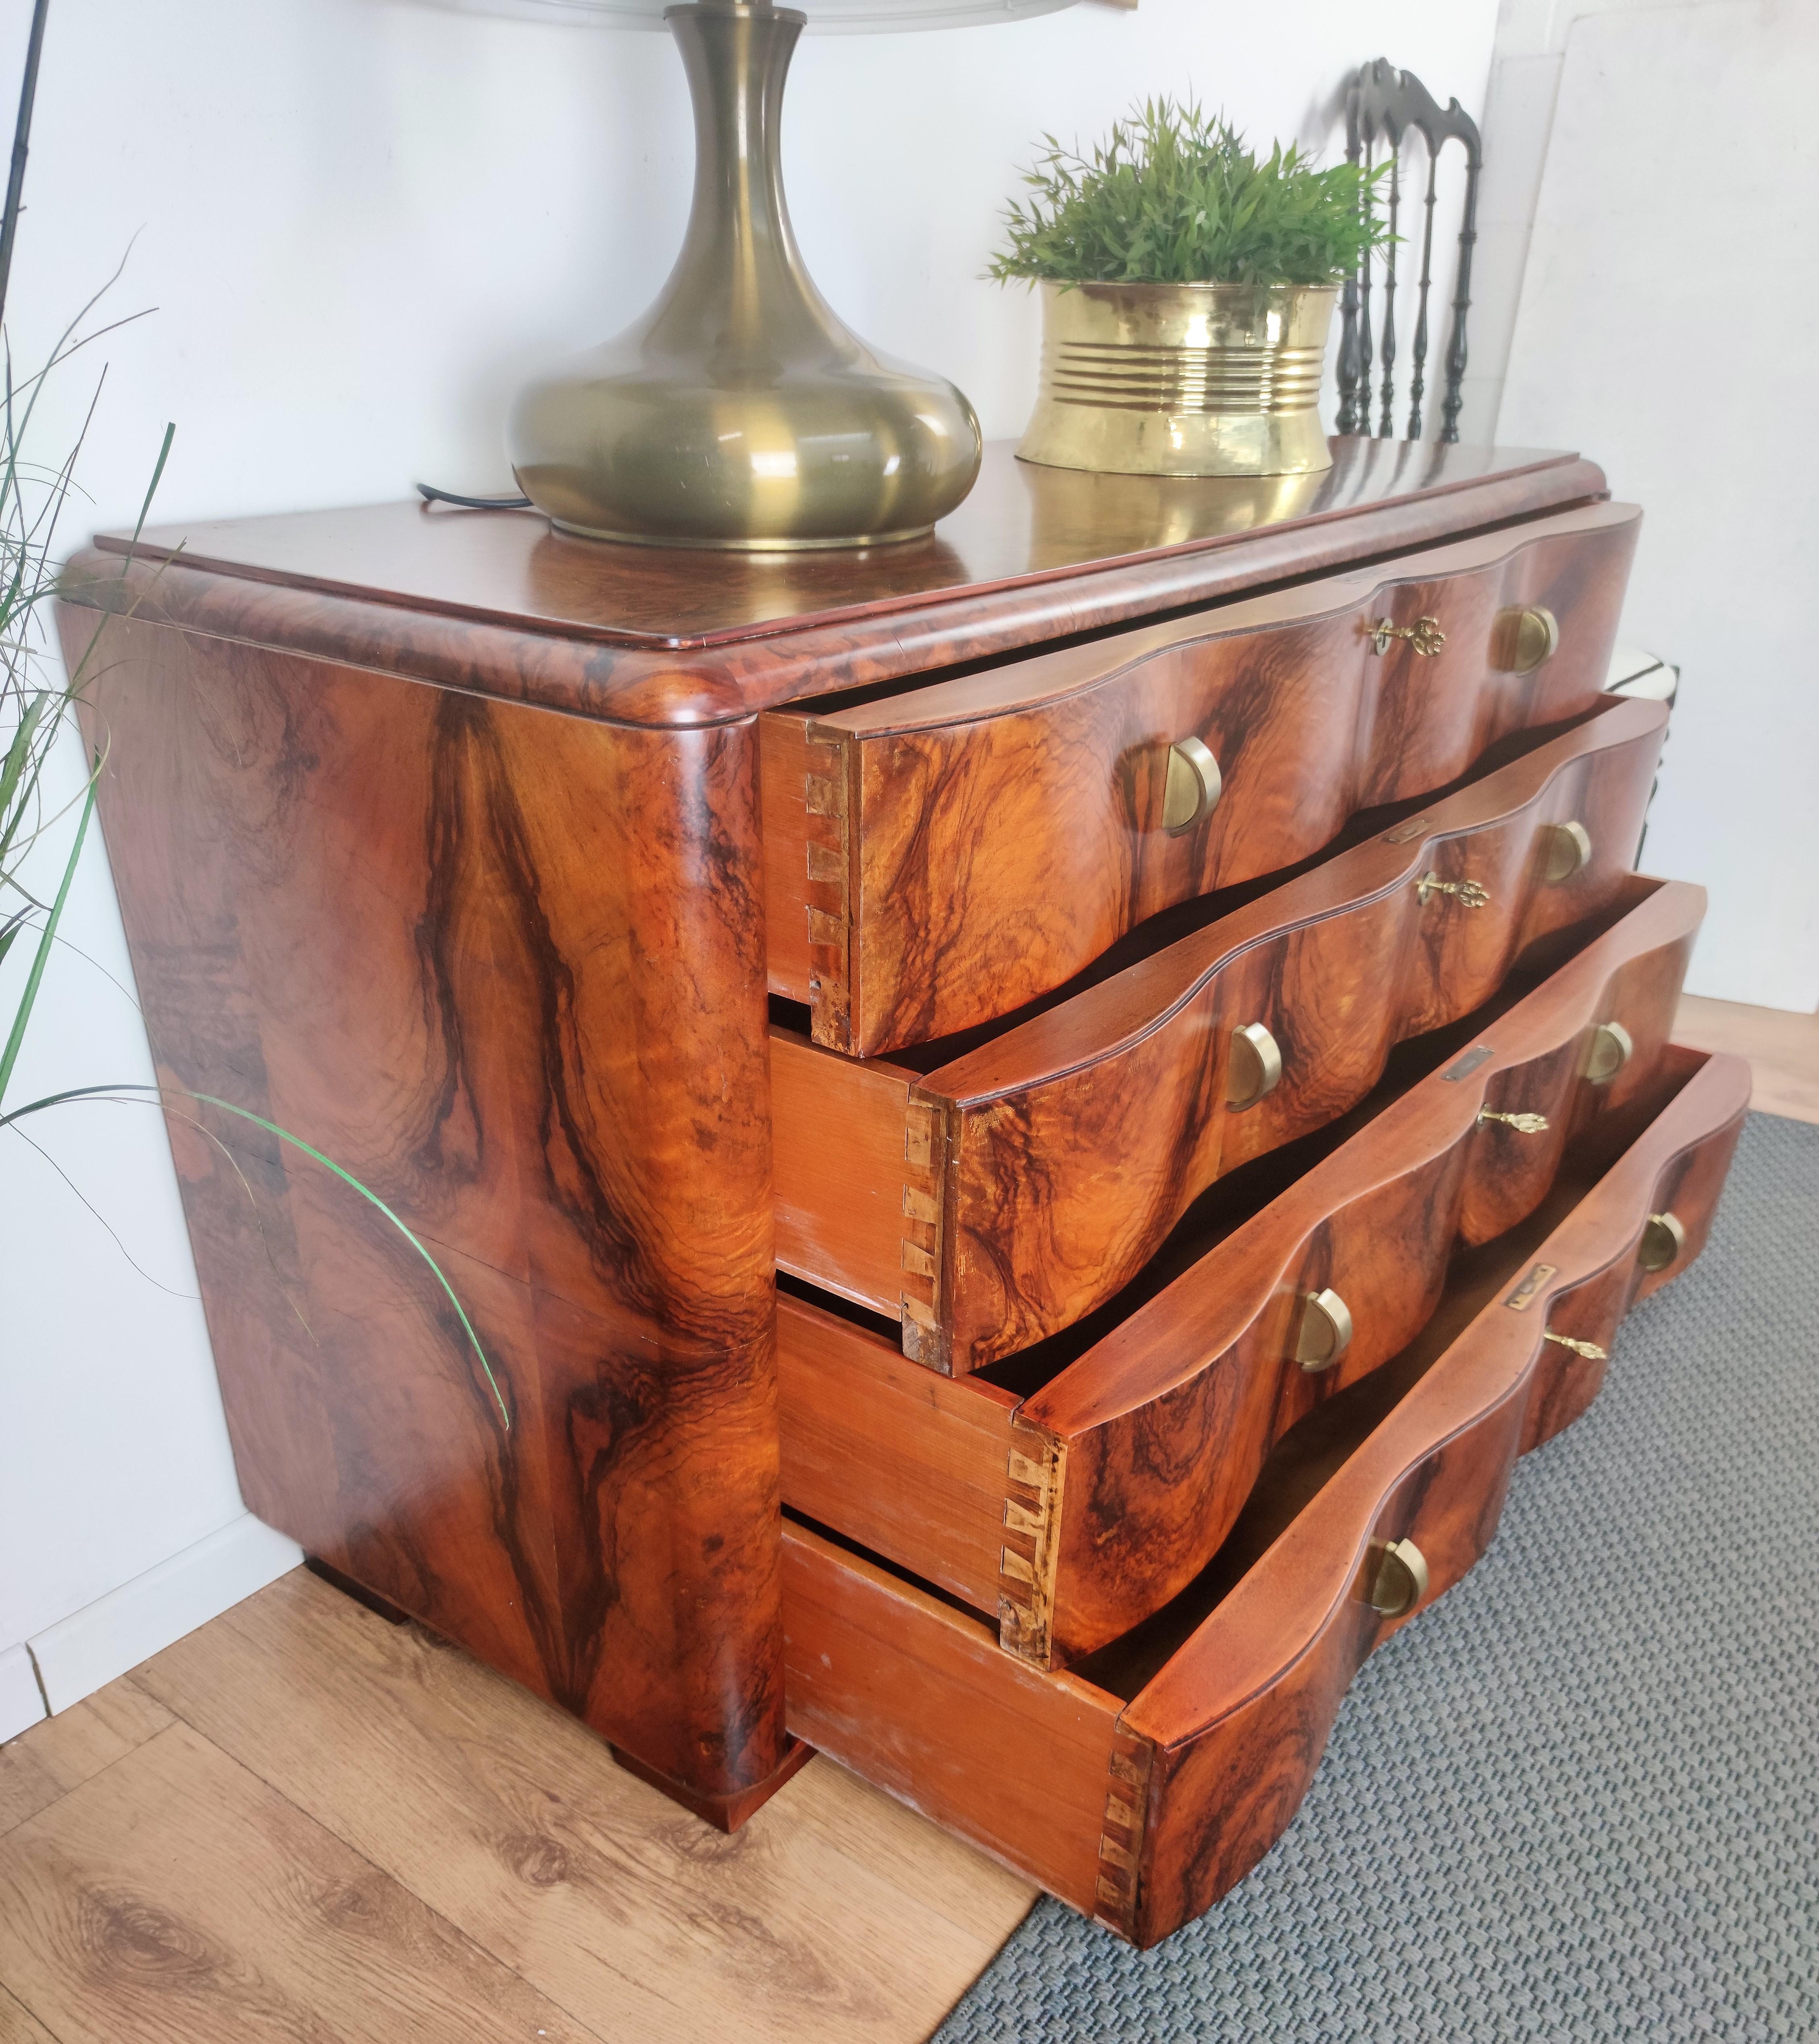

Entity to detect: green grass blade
[183,1090,510,1431]
[0,761,93,1107]
[131,421,174,542]
[0,688,50,816]
[0,1076,510,1429]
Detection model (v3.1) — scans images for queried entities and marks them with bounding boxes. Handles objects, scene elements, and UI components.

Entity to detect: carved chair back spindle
[1337,58,1483,444]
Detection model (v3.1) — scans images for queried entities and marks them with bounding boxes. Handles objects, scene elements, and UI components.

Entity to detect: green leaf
[988,97,1394,287]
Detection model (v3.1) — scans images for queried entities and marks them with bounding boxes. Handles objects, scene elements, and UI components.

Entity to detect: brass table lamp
[469,0,1077,548]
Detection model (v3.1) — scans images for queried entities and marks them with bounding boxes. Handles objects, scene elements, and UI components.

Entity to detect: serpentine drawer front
[773,694,1668,1373]
[763,501,1640,1054]
[781,1046,1749,1950]
[779,874,1704,1665]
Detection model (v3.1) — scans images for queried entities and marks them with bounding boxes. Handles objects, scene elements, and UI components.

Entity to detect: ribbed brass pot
[509,2,981,550]
[1018,280,1338,479]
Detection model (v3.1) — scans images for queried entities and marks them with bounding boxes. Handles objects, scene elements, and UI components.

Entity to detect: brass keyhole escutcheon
[1368,614,1446,657]
[1227,1021,1283,1111]
[1295,1287,1354,1372]
[1417,873,1492,909]
[1584,1019,1634,1086]
[1541,819,1593,883]
[1163,736,1224,834]
[1638,1210,1687,1273]
[1365,1536,1430,1617]
[1492,604,1561,673]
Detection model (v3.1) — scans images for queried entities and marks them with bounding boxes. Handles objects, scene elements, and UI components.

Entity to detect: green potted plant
[991,99,1390,479]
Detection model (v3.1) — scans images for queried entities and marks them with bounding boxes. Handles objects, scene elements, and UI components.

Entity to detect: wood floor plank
[0,1720,597,2044]
[137,1569,1032,2044]
[0,1680,174,1840]
[0,1985,61,2044]
[1676,994,1819,1124]
[774,1750,1037,1946]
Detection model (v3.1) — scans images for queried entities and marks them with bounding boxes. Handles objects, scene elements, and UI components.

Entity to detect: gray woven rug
[937,1111,1819,2043]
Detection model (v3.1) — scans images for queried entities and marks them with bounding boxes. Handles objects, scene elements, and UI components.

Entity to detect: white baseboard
[27,1513,304,1715]
[0,1642,47,1744]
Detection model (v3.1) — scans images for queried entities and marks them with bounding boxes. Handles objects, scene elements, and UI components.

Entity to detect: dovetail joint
[899,1094,949,1372]
[802,733,852,1052]
[997,1423,1065,1665]
[1093,1734,1153,1939]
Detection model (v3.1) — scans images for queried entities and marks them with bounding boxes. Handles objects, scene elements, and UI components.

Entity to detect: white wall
[1485,0,1819,1012]
[0,0,1500,1736]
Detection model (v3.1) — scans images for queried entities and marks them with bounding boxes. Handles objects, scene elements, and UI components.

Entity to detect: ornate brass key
[1543,1331,1607,1361]
[1368,614,1446,656]
[1416,873,1491,908]
[1478,1108,1549,1134]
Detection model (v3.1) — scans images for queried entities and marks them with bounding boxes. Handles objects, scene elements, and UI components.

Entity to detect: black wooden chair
[1336,58,1483,444]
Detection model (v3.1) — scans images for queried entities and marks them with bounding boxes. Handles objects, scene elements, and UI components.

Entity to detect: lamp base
[509,3,981,552]
[547,517,937,551]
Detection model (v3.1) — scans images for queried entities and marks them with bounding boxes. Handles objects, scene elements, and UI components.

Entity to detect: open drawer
[774,694,1669,1373]
[764,502,1640,1054]
[782,1046,1748,1949]
[780,874,1704,1663]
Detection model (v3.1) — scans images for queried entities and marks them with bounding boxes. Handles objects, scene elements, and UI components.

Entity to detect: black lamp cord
[416,483,533,511]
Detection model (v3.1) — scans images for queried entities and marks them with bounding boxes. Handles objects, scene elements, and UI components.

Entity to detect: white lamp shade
[426,0,1079,31]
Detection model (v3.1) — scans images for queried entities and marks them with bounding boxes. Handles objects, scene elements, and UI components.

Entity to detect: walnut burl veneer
[783,1047,1750,1948]
[50,441,1635,1837]
[83,442,1607,723]
[764,501,1639,1054]
[774,696,1668,1373]
[52,604,789,1817]
[778,875,1704,1667]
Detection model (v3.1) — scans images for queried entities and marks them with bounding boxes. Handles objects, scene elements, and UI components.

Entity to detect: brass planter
[1018,280,1338,479]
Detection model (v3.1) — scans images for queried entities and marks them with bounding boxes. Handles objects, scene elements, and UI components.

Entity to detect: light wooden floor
[1675,993,1819,1124]
[3,996,1813,2044]
[0,1569,1035,2044]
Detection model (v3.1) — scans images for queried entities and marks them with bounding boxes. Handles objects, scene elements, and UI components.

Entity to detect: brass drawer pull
[1162,736,1224,833]
[1368,614,1445,657]
[1478,1108,1549,1134]
[1492,604,1561,673]
[1544,1330,1608,1361]
[1294,1287,1353,1372]
[1365,1536,1430,1617]
[1417,873,1491,908]
[1541,819,1592,882]
[1226,1021,1283,1111]
[1584,1019,1634,1086]
[1638,1210,1687,1273]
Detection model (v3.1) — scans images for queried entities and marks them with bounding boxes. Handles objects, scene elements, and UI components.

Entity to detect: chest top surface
[73,439,1607,728]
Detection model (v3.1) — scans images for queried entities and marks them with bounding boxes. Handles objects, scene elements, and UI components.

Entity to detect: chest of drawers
[58,440,1741,1927]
